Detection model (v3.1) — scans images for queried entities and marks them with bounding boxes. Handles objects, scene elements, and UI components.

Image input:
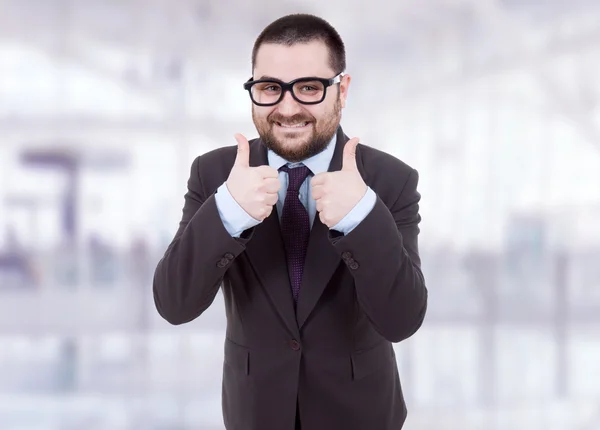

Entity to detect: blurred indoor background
[0,0,599,429]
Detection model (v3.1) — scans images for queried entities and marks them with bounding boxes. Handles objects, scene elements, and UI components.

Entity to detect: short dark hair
[251,13,346,75]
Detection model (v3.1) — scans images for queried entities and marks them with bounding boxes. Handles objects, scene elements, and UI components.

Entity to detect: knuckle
[252,184,264,196]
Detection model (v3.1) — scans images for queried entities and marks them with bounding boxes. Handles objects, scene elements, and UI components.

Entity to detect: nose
[277,90,302,116]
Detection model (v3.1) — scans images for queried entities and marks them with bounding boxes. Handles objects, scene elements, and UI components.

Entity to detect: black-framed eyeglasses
[243,73,343,106]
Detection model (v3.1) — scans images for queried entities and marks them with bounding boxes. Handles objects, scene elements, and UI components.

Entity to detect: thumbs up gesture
[226,134,280,221]
[311,137,367,228]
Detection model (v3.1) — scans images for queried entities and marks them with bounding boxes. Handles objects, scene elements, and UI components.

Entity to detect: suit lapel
[244,138,300,338]
[296,127,349,329]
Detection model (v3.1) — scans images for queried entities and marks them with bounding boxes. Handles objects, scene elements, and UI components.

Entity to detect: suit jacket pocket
[224,338,250,375]
[350,341,393,381]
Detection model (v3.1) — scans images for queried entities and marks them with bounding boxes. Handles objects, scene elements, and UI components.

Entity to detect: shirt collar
[267,133,337,174]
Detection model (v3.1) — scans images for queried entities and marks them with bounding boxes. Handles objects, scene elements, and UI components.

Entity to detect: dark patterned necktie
[279,164,311,303]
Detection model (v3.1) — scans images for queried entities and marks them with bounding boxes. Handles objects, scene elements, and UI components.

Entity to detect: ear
[339,73,351,108]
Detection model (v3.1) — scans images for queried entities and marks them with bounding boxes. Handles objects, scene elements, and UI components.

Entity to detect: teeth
[278,122,308,128]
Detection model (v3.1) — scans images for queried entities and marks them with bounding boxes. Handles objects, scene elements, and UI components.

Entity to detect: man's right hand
[225,133,280,221]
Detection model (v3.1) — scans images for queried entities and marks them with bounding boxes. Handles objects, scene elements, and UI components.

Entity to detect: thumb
[233,133,250,168]
[342,137,360,171]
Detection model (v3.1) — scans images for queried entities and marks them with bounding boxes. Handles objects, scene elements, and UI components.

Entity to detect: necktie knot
[280,164,311,192]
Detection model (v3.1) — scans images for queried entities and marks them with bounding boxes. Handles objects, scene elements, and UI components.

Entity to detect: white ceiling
[1,0,599,146]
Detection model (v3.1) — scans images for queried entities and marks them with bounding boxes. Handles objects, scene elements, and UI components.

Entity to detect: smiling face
[251,40,351,162]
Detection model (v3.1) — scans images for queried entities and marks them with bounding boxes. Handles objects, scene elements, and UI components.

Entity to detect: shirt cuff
[215,182,261,237]
[331,187,377,235]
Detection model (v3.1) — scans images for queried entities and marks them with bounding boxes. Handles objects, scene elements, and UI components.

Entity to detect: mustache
[268,113,315,124]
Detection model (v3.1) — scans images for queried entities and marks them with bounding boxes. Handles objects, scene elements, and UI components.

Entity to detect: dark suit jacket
[153,126,428,430]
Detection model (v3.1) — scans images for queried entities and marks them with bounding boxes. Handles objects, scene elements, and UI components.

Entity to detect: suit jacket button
[341,251,352,261]
[349,261,359,270]
[289,339,301,351]
[224,253,234,260]
[216,258,229,268]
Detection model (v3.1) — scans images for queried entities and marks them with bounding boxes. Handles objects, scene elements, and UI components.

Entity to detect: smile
[275,122,310,129]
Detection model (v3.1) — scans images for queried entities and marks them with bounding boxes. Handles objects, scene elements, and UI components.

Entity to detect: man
[153,13,427,430]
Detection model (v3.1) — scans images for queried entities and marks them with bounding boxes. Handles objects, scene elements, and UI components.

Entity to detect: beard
[252,98,342,163]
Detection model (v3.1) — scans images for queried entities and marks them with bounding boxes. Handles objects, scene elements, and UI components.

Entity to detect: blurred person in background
[153,13,427,430]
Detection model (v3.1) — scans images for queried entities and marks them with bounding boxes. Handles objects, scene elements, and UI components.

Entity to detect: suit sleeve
[329,168,427,343]
[153,157,250,325]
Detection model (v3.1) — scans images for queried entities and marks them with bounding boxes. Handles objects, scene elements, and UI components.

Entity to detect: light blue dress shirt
[214,135,377,238]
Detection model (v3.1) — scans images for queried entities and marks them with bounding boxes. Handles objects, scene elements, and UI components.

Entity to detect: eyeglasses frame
[243,73,344,106]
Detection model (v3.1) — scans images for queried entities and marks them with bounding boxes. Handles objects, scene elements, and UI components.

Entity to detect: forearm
[331,197,427,343]
[153,194,248,325]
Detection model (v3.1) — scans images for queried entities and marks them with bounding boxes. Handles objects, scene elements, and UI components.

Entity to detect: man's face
[251,40,351,162]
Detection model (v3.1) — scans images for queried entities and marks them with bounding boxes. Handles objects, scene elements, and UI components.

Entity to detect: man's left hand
[311,137,367,228]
